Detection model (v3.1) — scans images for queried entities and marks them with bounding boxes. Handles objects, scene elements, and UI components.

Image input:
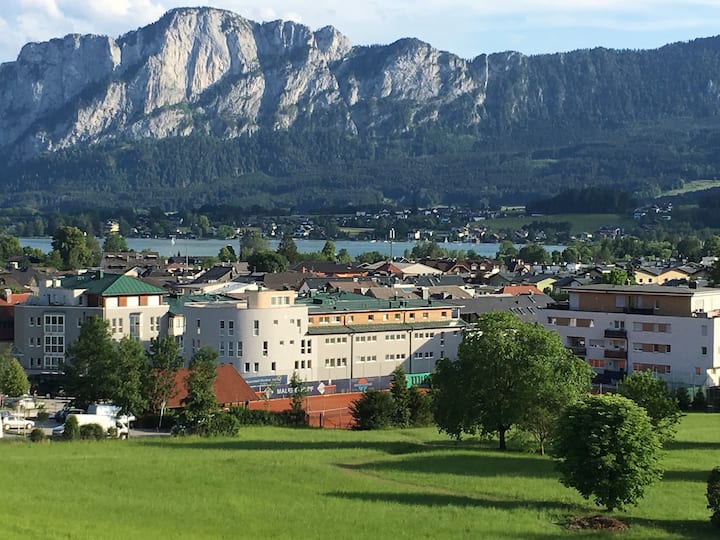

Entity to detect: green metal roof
[62,272,165,296]
[307,319,466,335]
[297,291,455,313]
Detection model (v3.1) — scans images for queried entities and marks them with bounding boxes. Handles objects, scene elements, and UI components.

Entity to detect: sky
[2,0,720,64]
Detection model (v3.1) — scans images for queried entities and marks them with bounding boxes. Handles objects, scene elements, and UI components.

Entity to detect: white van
[52,414,129,439]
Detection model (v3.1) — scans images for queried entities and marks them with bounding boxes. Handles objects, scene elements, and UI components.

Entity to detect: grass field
[1,414,718,539]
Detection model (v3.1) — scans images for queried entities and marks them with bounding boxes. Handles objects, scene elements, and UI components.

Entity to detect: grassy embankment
[1,414,718,539]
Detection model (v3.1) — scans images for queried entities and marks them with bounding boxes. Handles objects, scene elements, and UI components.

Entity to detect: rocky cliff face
[1,6,720,158]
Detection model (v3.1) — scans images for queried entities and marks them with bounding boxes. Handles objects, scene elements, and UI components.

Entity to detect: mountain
[1,6,720,211]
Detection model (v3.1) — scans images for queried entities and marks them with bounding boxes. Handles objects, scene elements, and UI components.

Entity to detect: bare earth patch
[567,515,628,532]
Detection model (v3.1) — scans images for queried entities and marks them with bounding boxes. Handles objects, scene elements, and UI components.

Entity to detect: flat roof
[570,284,719,296]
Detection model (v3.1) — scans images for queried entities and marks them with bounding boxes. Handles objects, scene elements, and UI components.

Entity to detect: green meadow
[1,413,718,539]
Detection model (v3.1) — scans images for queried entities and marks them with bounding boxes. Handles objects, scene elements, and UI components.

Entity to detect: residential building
[541,284,720,388]
[14,271,169,385]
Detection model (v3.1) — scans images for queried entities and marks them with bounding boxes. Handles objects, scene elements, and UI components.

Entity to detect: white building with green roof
[15,271,169,382]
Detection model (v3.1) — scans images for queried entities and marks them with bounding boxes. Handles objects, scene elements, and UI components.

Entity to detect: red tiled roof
[0,293,33,306]
[499,285,543,296]
[166,364,259,408]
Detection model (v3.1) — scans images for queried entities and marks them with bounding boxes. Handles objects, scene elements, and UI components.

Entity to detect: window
[368,314,374,321]
[44,314,64,333]
[394,313,401,320]
[196,319,201,334]
[273,319,279,325]
[409,313,415,320]
[347,316,354,323]
[244,362,250,373]
[237,341,243,357]
[301,339,312,354]
[219,341,226,356]
[383,314,388,321]
[294,361,299,369]
[253,362,259,372]
[701,346,708,355]
[301,360,305,369]
[228,341,234,356]
[219,320,225,336]
[129,313,141,341]
[441,311,447,318]
[423,312,429,319]
[702,325,708,337]
[228,321,234,336]
[253,320,260,336]
[262,341,268,357]
[307,360,312,369]
[150,316,159,333]
[44,335,64,354]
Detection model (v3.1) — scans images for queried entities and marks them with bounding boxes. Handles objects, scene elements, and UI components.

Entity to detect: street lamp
[389,228,395,261]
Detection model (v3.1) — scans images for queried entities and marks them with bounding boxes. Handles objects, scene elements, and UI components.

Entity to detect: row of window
[324,337,349,344]
[413,351,435,359]
[312,311,449,324]
[325,357,348,368]
[27,356,61,369]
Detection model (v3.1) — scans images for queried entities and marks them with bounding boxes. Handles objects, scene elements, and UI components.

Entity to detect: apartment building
[14,271,169,381]
[180,289,466,389]
[541,284,720,387]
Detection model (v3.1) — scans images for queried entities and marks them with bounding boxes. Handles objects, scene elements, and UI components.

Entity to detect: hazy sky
[2,0,720,63]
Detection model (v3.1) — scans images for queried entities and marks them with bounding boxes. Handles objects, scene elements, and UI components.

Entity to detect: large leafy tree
[247,250,288,273]
[112,335,149,415]
[618,370,681,442]
[146,336,184,429]
[554,394,663,512]
[103,233,129,252]
[519,347,592,455]
[239,229,269,261]
[277,235,299,264]
[0,349,30,397]
[0,235,22,265]
[183,346,218,425]
[432,311,591,450]
[52,226,96,270]
[63,317,118,408]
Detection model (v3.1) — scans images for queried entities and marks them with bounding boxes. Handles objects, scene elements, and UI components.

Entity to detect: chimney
[3,289,11,303]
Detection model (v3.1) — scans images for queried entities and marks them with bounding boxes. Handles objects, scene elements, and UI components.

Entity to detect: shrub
[229,407,288,426]
[693,389,708,411]
[350,390,394,430]
[708,467,720,528]
[674,387,691,411]
[62,414,80,441]
[36,411,50,423]
[79,423,106,440]
[29,428,45,443]
[408,387,434,427]
[205,413,241,437]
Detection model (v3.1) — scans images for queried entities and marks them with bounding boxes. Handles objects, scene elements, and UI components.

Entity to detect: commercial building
[541,284,720,388]
[180,289,466,391]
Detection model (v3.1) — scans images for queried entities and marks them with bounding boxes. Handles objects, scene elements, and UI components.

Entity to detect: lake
[19,237,566,259]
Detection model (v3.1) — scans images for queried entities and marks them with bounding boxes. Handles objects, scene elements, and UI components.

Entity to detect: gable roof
[167,364,258,408]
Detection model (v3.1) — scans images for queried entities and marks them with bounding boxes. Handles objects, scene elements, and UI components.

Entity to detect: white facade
[181,289,466,384]
[14,275,168,376]
[542,284,720,387]
[182,290,311,380]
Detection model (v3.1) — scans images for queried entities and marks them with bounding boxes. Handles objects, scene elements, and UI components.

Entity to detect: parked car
[3,415,34,431]
[54,407,84,423]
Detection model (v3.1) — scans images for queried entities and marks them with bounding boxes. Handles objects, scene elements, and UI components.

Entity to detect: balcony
[569,346,587,357]
[623,307,654,315]
[604,329,627,339]
[604,349,628,359]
